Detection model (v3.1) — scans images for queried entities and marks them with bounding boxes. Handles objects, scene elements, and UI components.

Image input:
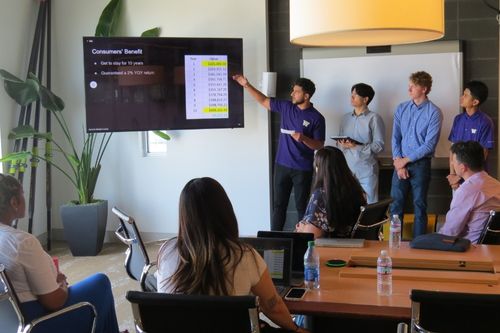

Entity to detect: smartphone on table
[284,287,307,301]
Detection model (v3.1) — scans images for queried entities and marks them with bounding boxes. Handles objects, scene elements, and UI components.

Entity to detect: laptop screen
[239,237,292,285]
[257,231,314,274]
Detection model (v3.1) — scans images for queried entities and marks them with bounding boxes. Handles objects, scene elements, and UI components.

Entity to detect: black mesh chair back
[410,289,500,333]
[478,210,500,245]
[350,198,393,240]
[0,264,96,333]
[126,291,260,333]
[113,207,157,292]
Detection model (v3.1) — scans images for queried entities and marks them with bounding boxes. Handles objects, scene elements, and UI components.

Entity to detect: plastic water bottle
[304,240,320,289]
[389,215,402,249]
[377,250,392,296]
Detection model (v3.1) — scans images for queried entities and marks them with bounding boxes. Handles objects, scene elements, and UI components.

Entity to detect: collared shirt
[339,109,385,178]
[448,109,494,149]
[439,171,500,244]
[270,99,326,171]
[392,99,443,162]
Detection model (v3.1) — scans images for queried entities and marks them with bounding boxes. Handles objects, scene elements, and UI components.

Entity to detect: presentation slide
[82,37,243,132]
[185,55,229,120]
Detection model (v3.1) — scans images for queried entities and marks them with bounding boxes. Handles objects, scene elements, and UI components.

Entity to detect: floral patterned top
[302,188,331,233]
[302,188,356,238]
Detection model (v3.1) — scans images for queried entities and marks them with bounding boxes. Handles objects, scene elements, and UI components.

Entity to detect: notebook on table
[240,237,293,297]
[315,238,365,248]
[257,231,314,286]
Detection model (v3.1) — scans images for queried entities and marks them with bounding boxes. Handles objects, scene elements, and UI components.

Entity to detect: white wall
[302,46,462,159]
[48,0,270,238]
[0,0,50,237]
[0,0,37,169]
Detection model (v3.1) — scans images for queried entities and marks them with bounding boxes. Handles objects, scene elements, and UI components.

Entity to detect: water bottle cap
[392,214,399,218]
[308,240,315,247]
[380,250,388,256]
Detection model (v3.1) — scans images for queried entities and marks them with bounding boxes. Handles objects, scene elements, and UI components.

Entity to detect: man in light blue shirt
[391,71,443,238]
[338,83,385,203]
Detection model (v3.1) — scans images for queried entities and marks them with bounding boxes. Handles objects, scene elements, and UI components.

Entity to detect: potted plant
[0,0,168,255]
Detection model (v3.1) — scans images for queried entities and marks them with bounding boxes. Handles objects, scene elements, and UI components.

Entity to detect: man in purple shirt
[439,141,500,244]
[391,71,443,238]
[233,74,325,231]
[447,81,494,190]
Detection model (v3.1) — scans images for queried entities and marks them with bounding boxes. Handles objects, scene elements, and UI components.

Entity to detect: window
[143,131,168,156]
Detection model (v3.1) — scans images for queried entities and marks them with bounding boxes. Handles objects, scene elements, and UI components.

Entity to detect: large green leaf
[27,72,40,85]
[8,126,52,141]
[39,85,65,111]
[9,125,37,138]
[95,0,122,37]
[0,69,24,83]
[141,27,161,37]
[152,130,170,140]
[0,151,32,163]
[67,154,80,170]
[0,72,39,106]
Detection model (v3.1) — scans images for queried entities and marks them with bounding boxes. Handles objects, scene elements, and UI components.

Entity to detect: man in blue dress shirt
[391,71,443,238]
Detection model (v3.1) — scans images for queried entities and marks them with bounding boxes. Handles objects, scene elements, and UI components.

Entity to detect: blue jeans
[390,158,431,238]
[20,273,119,333]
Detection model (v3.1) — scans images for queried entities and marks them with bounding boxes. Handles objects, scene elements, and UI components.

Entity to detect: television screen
[82,37,243,132]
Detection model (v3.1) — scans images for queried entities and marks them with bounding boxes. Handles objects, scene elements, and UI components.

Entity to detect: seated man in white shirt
[439,141,500,243]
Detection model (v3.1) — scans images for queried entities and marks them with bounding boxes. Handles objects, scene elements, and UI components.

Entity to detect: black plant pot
[60,200,108,256]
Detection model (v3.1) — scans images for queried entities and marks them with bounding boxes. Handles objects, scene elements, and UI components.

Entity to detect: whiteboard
[301,42,462,158]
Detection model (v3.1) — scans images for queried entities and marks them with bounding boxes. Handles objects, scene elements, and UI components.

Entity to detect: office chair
[0,264,96,333]
[113,207,157,292]
[397,289,500,333]
[477,210,500,245]
[350,198,393,240]
[126,291,260,333]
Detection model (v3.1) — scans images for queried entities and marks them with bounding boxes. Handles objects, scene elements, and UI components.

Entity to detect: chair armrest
[140,261,158,292]
[356,217,390,229]
[115,225,135,245]
[27,302,97,333]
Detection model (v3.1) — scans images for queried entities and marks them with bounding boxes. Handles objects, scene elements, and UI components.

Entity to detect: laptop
[240,237,293,297]
[315,238,365,248]
[257,231,314,286]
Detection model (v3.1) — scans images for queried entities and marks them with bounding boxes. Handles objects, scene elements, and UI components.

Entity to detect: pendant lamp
[290,0,444,47]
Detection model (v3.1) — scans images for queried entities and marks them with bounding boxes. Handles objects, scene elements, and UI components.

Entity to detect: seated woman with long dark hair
[296,146,367,239]
[157,177,308,333]
[0,174,121,333]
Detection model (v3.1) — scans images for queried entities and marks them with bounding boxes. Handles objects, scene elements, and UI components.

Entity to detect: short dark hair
[294,78,316,97]
[450,141,485,172]
[351,83,375,105]
[464,80,489,105]
[409,71,433,95]
[0,174,22,217]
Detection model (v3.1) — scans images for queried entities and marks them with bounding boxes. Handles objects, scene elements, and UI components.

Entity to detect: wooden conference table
[285,240,500,320]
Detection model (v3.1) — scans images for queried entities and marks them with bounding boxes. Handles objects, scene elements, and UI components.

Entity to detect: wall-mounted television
[82,37,243,132]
